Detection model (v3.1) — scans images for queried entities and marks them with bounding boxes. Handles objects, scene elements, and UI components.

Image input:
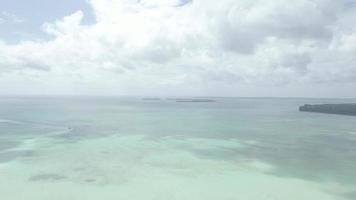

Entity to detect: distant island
[142,98,216,103]
[299,104,356,116]
[142,98,161,101]
[167,98,216,103]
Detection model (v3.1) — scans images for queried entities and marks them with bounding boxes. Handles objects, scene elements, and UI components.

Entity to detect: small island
[299,103,356,116]
[142,98,161,101]
[167,98,216,103]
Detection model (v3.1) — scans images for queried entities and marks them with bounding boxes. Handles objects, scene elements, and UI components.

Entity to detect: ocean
[0,96,355,200]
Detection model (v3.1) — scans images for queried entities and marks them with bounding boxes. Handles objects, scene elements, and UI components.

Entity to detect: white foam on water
[0,119,23,124]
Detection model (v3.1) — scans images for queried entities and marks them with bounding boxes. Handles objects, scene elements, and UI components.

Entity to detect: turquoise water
[0,96,355,200]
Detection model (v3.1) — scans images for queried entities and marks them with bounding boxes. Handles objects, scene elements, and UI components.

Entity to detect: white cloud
[0,0,356,96]
[0,11,24,23]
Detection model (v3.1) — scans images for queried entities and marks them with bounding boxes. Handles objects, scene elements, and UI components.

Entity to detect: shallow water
[0,96,355,200]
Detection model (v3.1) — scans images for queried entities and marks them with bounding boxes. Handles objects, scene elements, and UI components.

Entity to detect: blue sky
[0,0,95,43]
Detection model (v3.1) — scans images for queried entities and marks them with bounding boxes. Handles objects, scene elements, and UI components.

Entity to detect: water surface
[0,96,355,200]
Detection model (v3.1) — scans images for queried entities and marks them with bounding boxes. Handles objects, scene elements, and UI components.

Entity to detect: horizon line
[1,94,356,100]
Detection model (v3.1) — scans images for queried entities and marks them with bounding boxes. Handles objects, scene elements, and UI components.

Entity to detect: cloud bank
[0,0,356,96]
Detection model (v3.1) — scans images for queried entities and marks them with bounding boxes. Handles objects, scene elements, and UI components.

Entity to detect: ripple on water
[0,151,34,163]
[28,174,67,182]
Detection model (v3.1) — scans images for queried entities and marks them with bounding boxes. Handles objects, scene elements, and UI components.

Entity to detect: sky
[0,0,356,97]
